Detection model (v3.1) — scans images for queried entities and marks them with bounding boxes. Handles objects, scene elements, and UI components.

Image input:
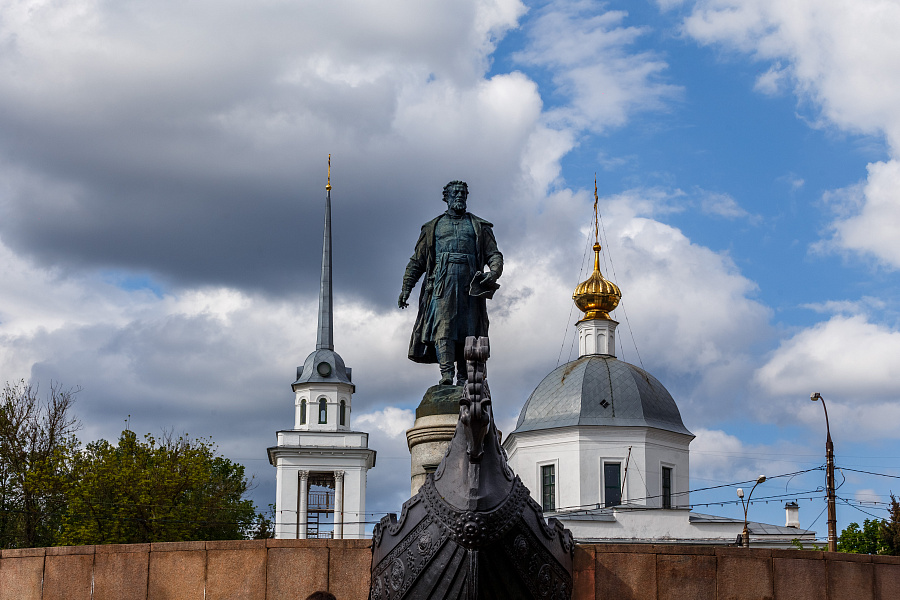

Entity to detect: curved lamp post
[737,475,766,547]
[811,392,837,552]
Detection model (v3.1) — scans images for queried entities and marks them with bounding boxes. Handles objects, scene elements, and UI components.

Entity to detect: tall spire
[316,155,334,350]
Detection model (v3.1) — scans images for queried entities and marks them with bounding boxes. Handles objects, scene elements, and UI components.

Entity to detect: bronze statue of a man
[399,181,503,386]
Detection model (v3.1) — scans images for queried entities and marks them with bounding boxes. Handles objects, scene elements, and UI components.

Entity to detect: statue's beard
[449,200,466,213]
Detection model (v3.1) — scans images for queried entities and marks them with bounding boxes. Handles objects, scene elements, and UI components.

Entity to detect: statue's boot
[436,339,456,386]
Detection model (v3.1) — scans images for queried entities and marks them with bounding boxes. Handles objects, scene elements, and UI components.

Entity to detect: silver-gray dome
[513,355,692,436]
[292,349,354,390]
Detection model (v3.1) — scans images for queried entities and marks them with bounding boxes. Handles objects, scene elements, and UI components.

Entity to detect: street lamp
[811,392,837,552]
[737,475,766,547]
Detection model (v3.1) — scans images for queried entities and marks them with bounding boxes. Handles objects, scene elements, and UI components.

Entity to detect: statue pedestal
[406,384,460,495]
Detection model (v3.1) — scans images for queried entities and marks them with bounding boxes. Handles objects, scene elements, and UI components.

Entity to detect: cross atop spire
[316,155,334,350]
[593,174,600,247]
[326,154,332,191]
[573,177,621,322]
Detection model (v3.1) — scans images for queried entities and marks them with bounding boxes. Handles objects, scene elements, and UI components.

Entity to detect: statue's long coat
[403,213,503,364]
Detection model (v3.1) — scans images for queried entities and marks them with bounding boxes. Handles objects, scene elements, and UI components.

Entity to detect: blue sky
[1,0,899,541]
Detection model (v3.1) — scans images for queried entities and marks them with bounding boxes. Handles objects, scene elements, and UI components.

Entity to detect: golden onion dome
[573,243,621,321]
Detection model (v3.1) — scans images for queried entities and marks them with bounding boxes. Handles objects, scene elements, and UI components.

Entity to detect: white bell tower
[268,157,376,539]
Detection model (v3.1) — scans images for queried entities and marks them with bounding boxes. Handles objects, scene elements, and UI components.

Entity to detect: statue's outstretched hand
[398,291,410,309]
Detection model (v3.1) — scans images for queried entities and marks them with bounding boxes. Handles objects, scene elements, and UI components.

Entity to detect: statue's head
[442,181,468,213]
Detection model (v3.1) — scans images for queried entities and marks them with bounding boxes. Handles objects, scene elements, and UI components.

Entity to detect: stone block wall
[2,540,899,599]
[0,539,372,600]
[581,544,900,600]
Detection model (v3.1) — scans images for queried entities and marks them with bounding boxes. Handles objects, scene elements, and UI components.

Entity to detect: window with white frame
[661,465,673,509]
[603,462,622,507]
[541,464,556,512]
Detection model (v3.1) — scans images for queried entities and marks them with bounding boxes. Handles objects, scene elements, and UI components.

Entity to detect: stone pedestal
[406,385,461,495]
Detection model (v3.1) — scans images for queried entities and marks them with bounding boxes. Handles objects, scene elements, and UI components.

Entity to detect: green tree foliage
[59,430,257,545]
[879,494,900,555]
[0,381,80,549]
[838,519,886,554]
[1,379,264,548]
[838,494,900,556]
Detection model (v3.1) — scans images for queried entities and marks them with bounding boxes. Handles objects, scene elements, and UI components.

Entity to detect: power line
[839,467,900,480]
[538,468,822,513]
[557,222,593,367]
[836,496,888,520]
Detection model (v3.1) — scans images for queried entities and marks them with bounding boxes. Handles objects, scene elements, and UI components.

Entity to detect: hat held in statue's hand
[469,272,500,299]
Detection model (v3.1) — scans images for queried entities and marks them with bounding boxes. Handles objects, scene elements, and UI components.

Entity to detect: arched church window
[300,399,307,425]
[340,399,346,426]
[318,398,327,424]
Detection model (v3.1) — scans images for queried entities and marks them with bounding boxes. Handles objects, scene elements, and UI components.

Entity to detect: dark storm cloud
[0,0,531,307]
[3,133,460,301]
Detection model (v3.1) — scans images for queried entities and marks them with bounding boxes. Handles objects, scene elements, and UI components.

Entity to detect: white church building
[268,164,376,539]
[502,233,814,548]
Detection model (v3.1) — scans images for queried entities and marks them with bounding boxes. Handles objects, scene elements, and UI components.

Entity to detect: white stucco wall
[271,439,374,540]
[293,382,354,431]
[556,508,814,548]
[504,425,691,513]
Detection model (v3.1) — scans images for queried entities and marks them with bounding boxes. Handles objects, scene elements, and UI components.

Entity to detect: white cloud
[828,160,900,268]
[352,406,416,512]
[800,296,885,316]
[678,0,900,268]
[354,407,415,440]
[753,62,789,95]
[854,489,882,504]
[748,307,900,442]
[690,428,752,483]
[463,188,773,429]
[516,1,680,132]
[600,192,770,378]
[755,315,900,401]
[699,191,752,220]
[690,428,816,485]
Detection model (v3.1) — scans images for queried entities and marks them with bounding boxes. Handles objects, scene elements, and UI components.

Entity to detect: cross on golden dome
[573,177,621,321]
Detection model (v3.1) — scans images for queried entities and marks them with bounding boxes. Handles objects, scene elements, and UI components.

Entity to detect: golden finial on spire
[326,154,332,191]
[573,176,621,321]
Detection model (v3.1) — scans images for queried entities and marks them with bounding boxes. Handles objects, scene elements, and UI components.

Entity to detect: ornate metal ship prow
[370,337,574,600]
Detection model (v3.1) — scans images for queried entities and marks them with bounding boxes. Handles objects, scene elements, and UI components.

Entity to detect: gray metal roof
[292,348,354,390]
[548,507,814,537]
[512,355,692,436]
[689,512,815,536]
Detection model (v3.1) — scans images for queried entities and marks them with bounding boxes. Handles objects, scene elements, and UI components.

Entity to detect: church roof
[293,348,354,389]
[512,355,692,437]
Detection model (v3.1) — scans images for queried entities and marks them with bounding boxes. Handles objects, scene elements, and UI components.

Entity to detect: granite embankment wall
[1,540,899,600]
